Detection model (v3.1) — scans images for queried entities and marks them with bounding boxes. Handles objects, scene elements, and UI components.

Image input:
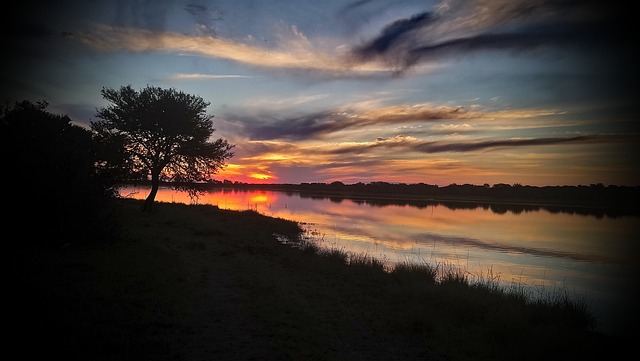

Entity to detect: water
[121,185,638,336]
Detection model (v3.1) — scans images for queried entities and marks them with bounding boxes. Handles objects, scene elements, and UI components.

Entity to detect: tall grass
[291,226,596,331]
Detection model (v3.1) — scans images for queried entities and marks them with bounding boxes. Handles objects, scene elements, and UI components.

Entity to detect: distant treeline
[133,180,640,217]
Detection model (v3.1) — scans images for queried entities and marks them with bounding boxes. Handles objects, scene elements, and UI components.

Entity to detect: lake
[120,185,638,336]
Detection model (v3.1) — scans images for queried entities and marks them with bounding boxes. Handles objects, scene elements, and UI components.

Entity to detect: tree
[92,85,234,212]
[1,100,117,246]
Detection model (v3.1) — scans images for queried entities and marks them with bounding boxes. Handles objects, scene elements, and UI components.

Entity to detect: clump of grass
[390,260,438,284]
[345,252,387,271]
[318,246,350,262]
[437,260,470,285]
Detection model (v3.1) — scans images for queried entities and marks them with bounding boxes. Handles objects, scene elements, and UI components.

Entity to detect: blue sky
[2,0,638,185]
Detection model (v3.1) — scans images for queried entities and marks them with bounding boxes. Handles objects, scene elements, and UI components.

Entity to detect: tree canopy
[92,85,234,211]
[1,100,117,245]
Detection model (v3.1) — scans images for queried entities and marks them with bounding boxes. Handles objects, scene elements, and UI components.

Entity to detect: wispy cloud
[350,0,623,71]
[72,0,623,78]
[73,23,398,74]
[221,103,563,141]
[329,134,637,154]
[222,130,636,170]
[244,94,331,108]
[170,73,254,80]
[217,131,637,185]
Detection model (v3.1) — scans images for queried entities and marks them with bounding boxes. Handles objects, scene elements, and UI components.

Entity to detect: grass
[9,198,631,360]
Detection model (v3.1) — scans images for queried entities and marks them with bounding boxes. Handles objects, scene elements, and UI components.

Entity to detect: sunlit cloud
[73,23,435,75]
[221,162,278,183]
[216,125,638,185]
[240,147,333,167]
[250,173,272,180]
[221,102,565,141]
[217,163,244,177]
[313,157,495,185]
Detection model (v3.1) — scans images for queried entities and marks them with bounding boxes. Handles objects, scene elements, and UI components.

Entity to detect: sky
[2,0,638,186]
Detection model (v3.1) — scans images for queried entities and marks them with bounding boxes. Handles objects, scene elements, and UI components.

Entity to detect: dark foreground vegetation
[10,198,631,361]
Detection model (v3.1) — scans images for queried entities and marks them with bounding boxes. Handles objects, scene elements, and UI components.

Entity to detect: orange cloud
[250,173,273,180]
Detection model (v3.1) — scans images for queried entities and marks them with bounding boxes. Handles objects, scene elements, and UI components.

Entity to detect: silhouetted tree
[92,85,235,212]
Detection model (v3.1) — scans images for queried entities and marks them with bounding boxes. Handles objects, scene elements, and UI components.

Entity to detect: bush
[1,100,119,247]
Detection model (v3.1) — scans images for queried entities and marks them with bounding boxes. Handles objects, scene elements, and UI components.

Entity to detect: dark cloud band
[329,134,636,155]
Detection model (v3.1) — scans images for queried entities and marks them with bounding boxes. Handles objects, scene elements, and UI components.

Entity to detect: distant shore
[123,181,640,217]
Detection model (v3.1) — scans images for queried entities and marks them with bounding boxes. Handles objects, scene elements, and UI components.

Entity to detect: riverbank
[9,198,631,360]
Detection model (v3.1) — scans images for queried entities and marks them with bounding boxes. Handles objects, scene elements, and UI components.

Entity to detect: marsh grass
[280,225,623,359]
[10,198,629,361]
[296,227,576,311]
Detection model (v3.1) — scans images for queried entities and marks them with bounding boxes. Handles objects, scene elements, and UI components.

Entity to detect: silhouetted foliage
[92,85,235,212]
[1,100,117,246]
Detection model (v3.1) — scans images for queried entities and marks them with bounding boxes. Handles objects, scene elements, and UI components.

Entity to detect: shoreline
[10,198,632,360]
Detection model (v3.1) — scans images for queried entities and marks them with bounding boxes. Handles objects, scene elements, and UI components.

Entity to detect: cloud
[350,0,627,71]
[223,106,465,140]
[222,103,562,141]
[73,23,394,75]
[244,94,331,109]
[411,134,635,153]
[184,3,224,35]
[355,11,435,57]
[170,73,254,80]
[111,0,175,31]
[73,1,624,78]
[429,123,475,135]
[329,134,636,154]
[220,127,638,185]
[23,0,634,84]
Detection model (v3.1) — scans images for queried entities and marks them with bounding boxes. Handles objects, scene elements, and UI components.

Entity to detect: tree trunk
[143,173,160,212]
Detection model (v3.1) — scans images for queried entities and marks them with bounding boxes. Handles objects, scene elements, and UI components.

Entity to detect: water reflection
[298,192,637,218]
[120,186,638,336]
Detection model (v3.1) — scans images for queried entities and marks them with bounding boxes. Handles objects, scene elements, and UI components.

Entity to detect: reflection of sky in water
[121,186,638,335]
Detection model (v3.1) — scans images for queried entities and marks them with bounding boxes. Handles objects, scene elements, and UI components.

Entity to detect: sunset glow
[250,173,273,181]
[4,0,637,186]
